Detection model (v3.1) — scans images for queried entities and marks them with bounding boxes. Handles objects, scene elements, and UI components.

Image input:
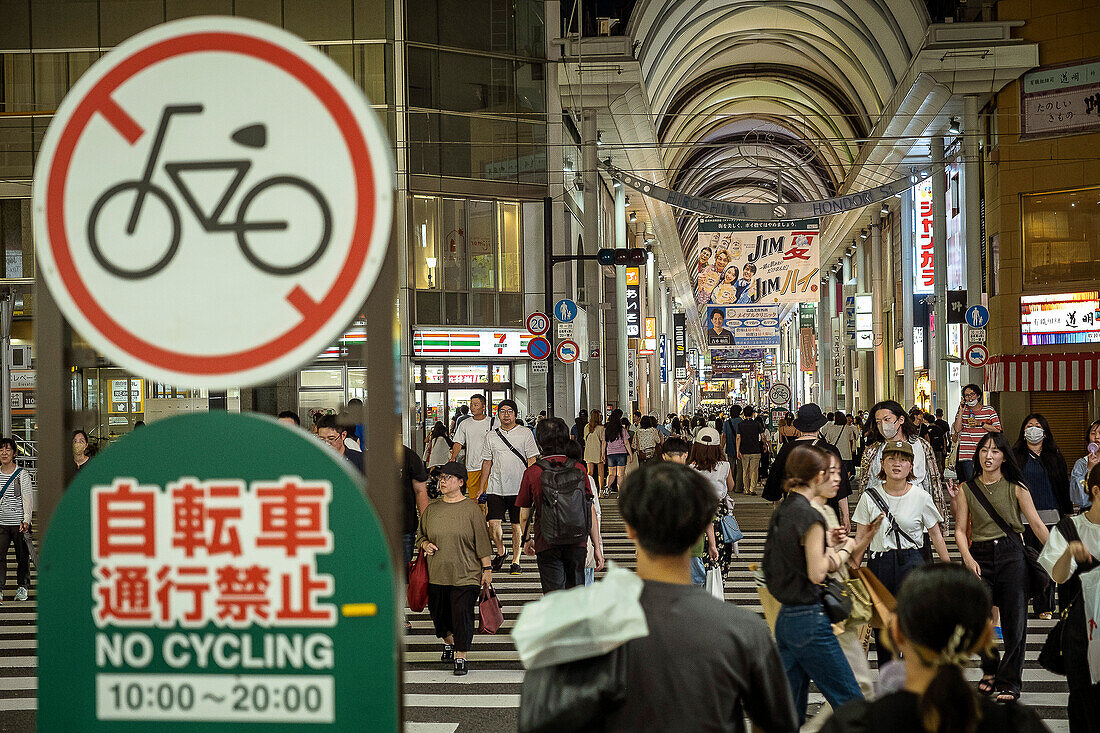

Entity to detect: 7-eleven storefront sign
[413,329,535,357]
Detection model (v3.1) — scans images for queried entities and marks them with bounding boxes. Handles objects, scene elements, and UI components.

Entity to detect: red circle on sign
[527,337,551,360]
[556,339,579,363]
[45,32,377,375]
[526,312,549,336]
[965,344,988,368]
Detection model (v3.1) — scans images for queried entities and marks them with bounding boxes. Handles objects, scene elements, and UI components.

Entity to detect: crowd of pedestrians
[31,390,1093,730]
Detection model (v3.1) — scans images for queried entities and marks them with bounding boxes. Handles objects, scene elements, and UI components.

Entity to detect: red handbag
[407,551,429,612]
[478,583,504,634]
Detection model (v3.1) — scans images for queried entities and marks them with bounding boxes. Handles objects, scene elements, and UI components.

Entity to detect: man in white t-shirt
[481,399,538,574]
[450,394,492,511]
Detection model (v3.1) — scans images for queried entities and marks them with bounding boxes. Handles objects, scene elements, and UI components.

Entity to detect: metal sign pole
[33,274,76,535]
[543,196,555,416]
[359,201,402,727]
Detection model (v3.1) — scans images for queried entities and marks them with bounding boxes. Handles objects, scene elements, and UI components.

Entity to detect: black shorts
[486,494,520,524]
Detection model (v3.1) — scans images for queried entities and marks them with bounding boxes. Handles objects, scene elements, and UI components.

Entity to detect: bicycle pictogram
[87,104,332,280]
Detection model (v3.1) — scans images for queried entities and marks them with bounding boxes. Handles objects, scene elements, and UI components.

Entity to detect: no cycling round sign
[32,17,394,389]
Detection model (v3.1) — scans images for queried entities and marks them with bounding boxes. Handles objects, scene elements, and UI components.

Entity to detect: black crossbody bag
[865,487,923,552]
[965,479,1051,600]
[495,428,529,464]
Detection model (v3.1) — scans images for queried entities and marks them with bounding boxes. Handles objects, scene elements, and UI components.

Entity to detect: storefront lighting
[880,202,889,215]
[949,117,960,134]
[629,211,637,223]
[596,131,603,146]
[860,229,868,239]
[564,158,573,172]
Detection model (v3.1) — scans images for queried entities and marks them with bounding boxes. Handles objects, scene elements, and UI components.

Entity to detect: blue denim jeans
[584,568,594,586]
[775,603,864,724]
[690,556,706,586]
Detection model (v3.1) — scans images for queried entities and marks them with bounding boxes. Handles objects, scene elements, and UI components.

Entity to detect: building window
[1022,186,1100,288]
[410,195,526,326]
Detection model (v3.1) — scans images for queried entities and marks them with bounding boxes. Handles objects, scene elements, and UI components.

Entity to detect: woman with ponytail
[824,564,1046,733]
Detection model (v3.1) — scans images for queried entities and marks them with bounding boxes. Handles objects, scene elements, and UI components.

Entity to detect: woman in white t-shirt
[689,427,738,576]
[632,415,663,463]
[852,439,951,664]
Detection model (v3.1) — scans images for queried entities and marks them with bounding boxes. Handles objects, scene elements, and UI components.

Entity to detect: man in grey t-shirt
[602,462,798,732]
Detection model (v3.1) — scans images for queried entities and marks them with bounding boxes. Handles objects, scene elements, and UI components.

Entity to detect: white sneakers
[13,587,27,601]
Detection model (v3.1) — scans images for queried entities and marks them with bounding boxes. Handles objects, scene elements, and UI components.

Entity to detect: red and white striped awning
[985,352,1100,392]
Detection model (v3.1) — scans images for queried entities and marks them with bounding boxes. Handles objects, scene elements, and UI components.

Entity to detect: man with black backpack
[516,418,604,593]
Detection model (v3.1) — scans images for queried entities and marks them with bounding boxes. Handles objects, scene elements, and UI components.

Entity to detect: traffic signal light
[596,248,647,266]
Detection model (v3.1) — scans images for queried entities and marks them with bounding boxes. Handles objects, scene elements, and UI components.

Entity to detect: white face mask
[879,420,900,439]
[965,398,978,407]
[1024,426,1045,443]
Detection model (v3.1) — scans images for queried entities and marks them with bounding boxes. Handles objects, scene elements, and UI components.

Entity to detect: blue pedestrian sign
[554,299,578,323]
[965,305,990,329]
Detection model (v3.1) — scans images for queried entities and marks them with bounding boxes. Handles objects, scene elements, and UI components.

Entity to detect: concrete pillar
[581,112,603,411]
[615,182,630,411]
[871,211,886,402]
[962,95,983,386]
[901,185,916,409]
[931,136,950,413]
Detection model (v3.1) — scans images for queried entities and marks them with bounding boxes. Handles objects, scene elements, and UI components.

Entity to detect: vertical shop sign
[625,268,641,337]
[627,349,637,401]
[914,179,935,295]
[641,317,657,355]
[659,335,667,383]
[799,303,817,372]
[673,313,686,378]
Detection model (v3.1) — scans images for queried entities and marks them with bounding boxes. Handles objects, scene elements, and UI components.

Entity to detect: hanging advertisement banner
[693,219,820,306]
[711,348,767,378]
[603,161,935,221]
[704,305,780,348]
[625,268,641,337]
[914,179,935,294]
[800,329,816,372]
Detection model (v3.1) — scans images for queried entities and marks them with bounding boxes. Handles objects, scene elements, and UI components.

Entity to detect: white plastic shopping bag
[512,561,649,670]
[1084,568,1100,684]
[705,566,724,601]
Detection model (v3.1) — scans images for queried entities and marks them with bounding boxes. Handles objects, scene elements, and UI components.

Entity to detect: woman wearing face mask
[1011,413,1071,620]
[952,384,1001,482]
[858,401,949,533]
[953,432,1049,703]
[851,440,952,665]
[1069,419,1100,510]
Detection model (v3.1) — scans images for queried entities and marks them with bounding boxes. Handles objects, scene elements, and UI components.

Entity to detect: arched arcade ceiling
[627,0,930,276]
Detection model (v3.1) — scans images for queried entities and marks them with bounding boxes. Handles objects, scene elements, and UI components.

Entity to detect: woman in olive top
[953,432,1049,703]
[416,461,493,676]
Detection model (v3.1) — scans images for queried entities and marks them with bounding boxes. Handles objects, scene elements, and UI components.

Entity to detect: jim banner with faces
[693,219,820,306]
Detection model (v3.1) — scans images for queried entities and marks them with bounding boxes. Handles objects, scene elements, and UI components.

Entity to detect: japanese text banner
[693,219,820,306]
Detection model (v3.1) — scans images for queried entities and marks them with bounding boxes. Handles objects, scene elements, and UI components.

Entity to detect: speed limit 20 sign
[32,17,395,389]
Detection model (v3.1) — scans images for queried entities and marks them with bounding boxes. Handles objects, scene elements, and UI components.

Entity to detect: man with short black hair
[317,415,364,472]
[736,406,765,494]
[721,404,744,493]
[277,410,300,427]
[516,418,603,593]
[451,394,492,515]
[602,462,798,732]
[481,399,538,574]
